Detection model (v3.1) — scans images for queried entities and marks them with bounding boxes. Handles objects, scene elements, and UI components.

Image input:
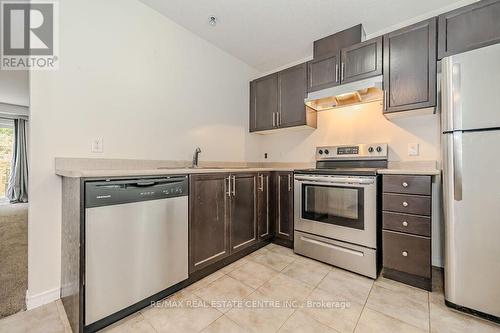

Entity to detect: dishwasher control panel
[85,176,188,208]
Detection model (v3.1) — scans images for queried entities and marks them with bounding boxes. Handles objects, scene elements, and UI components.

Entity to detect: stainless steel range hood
[305,75,384,111]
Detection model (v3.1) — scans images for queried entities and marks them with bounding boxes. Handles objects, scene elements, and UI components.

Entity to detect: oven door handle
[294,176,375,185]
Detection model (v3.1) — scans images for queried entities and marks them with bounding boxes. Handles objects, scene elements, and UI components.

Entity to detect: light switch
[91,138,103,153]
[408,143,419,156]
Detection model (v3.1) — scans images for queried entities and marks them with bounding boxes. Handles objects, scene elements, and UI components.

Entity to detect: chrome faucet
[192,147,202,168]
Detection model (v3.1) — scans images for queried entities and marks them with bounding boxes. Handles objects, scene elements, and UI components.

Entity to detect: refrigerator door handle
[442,58,463,132]
[453,132,463,201]
[442,57,453,131]
[452,63,462,131]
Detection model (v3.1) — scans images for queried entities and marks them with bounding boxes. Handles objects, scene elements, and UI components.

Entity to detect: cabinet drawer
[383,175,431,195]
[383,231,431,278]
[383,212,431,237]
[383,193,431,216]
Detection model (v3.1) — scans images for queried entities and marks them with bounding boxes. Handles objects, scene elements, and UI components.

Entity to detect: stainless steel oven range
[294,143,388,278]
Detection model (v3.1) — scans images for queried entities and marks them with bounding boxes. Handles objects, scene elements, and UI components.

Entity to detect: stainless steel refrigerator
[442,42,500,320]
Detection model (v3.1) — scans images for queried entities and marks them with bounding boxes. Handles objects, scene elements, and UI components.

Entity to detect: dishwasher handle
[95,177,186,188]
[86,176,189,208]
[127,178,186,188]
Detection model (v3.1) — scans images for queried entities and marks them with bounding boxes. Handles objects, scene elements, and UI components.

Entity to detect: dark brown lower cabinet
[189,173,230,273]
[382,174,433,291]
[257,172,272,240]
[190,171,294,271]
[273,171,294,247]
[230,173,257,252]
[190,173,258,273]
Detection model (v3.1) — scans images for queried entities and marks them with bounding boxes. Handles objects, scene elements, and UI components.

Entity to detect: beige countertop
[55,167,295,178]
[377,168,440,176]
[54,157,307,178]
[54,158,440,178]
[378,161,441,176]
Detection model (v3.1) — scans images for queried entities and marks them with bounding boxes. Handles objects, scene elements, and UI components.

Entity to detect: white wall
[0,70,29,107]
[28,0,260,306]
[257,103,441,163]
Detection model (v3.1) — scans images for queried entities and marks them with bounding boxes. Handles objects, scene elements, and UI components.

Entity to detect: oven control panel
[316,143,388,160]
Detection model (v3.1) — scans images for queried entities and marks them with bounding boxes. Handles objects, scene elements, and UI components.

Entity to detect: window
[0,120,14,200]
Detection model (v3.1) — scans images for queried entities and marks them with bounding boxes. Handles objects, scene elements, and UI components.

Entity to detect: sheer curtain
[7,119,28,203]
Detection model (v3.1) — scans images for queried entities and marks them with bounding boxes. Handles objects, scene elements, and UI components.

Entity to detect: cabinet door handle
[272,112,276,127]
[259,174,264,191]
[341,62,345,81]
[402,251,408,257]
[226,176,231,197]
[278,81,282,127]
[309,63,313,88]
[402,201,409,207]
[402,221,408,227]
[253,93,257,130]
[402,182,408,188]
[232,176,236,196]
[384,90,388,111]
[335,63,339,82]
[288,174,292,192]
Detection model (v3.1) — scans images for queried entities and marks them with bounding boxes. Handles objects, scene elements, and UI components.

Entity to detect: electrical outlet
[408,143,419,156]
[91,138,103,153]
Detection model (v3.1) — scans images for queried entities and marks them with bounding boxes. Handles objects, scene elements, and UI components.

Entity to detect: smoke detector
[208,16,217,27]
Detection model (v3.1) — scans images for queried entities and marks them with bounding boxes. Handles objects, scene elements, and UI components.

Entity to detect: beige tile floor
[1,243,500,333]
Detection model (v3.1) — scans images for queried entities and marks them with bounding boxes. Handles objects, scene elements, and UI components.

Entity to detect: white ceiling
[139,0,471,72]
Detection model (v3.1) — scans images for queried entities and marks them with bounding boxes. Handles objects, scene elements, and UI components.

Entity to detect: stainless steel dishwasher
[84,176,188,326]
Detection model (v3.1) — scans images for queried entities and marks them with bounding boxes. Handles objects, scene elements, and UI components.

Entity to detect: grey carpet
[0,203,28,319]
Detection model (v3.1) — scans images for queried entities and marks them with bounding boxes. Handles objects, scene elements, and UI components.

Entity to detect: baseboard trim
[26,287,60,310]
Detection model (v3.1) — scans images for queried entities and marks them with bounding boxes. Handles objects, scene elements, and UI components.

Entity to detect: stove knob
[368,147,374,153]
[318,149,324,155]
[376,146,382,152]
[324,149,329,155]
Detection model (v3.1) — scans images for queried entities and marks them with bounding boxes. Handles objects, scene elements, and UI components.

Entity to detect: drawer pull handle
[402,221,408,227]
[402,182,409,188]
[402,201,409,207]
[402,251,408,257]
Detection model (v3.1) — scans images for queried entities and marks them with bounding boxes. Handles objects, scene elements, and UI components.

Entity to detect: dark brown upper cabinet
[189,173,230,273]
[230,173,257,252]
[274,171,294,247]
[257,172,272,240]
[278,63,309,128]
[438,0,500,59]
[341,36,383,84]
[383,18,437,114]
[250,74,278,132]
[308,36,381,92]
[250,63,316,133]
[307,53,340,92]
[313,24,364,59]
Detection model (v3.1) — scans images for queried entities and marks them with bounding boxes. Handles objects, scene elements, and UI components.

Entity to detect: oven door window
[302,184,364,230]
